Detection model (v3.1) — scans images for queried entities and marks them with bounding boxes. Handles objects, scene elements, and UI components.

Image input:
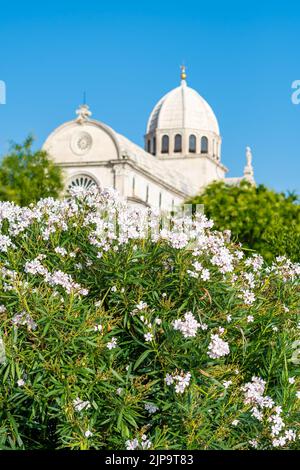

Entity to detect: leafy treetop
[0,135,63,206]
[186,181,300,262]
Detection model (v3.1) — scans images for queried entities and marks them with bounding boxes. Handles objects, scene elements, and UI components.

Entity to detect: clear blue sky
[0,0,299,193]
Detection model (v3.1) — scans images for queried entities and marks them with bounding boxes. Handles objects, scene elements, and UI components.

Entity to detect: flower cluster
[12,311,37,331]
[165,371,192,394]
[207,334,230,359]
[270,256,300,281]
[187,261,210,281]
[239,289,256,306]
[54,246,67,257]
[25,257,88,296]
[125,434,152,450]
[242,377,297,447]
[172,311,201,338]
[242,376,267,407]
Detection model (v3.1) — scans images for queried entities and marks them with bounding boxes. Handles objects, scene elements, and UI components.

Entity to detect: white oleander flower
[144,332,153,342]
[125,438,139,450]
[240,289,256,305]
[251,407,263,421]
[223,380,232,389]
[0,234,12,253]
[73,397,91,412]
[144,403,159,414]
[201,269,210,281]
[136,301,148,311]
[141,437,152,449]
[54,246,67,256]
[165,373,174,386]
[107,337,117,350]
[249,439,258,448]
[94,324,102,332]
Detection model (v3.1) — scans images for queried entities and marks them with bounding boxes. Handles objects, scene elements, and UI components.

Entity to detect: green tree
[187,181,300,262]
[0,135,63,205]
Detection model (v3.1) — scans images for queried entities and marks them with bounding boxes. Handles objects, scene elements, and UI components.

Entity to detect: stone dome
[146,79,220,135]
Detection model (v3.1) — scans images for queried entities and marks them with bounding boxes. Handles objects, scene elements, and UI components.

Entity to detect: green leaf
[133,349,153,370]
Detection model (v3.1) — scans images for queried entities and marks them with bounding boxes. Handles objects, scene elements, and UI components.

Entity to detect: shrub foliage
[0,188,299,450]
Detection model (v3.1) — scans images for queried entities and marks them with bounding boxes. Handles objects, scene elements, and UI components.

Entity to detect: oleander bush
[0,188,299,450]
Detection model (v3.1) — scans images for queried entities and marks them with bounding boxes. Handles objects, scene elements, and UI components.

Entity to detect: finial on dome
[75,103,92,124]
[180,64,187,81]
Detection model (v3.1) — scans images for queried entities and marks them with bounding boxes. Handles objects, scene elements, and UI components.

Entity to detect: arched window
[201,136,208,154]
[147,139,151,153]
[67,174,98,193]
[174,134,182,153]
[161,135,169,154]
[189,135,196,153]
[152,137,156,155]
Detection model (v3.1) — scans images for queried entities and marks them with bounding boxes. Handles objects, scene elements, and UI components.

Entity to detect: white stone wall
[160,156,227,193]
[113,162,185,210]
[43,118,186,212]
[120,164,184,211]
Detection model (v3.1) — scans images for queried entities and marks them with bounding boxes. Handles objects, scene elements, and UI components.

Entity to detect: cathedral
[43,67,254,211]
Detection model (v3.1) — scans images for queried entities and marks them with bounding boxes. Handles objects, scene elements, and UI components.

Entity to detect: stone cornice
[56,159,191,198]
